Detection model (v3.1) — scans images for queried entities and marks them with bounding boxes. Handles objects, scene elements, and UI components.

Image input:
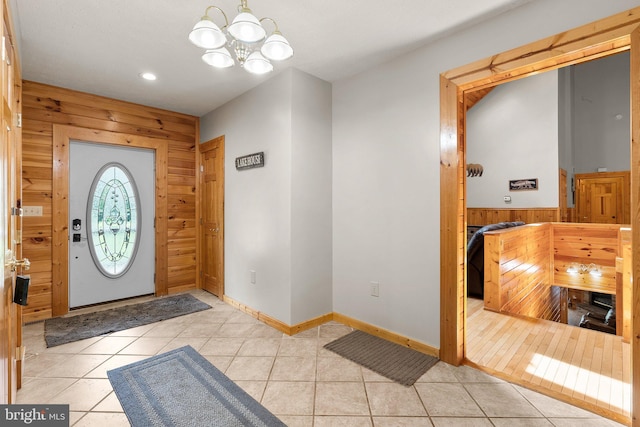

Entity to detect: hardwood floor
[466,297,631,424]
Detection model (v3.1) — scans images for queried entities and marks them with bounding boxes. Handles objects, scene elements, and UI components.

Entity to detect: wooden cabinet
[575,171,630,224]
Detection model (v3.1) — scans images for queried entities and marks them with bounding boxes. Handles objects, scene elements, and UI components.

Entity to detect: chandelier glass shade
[188,1,293,75]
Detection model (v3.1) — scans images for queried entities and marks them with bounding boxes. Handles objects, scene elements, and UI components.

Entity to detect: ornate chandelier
[188,0,294,75]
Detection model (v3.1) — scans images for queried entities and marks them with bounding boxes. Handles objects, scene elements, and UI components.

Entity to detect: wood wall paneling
[467,208,559,226]
[552,223,621,294]
[21,81,198,322]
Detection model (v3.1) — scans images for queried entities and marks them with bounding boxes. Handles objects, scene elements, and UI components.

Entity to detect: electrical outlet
[250,270,256,284]
[370,281,379,297]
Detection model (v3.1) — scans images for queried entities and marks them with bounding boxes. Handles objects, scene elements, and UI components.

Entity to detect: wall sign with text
[509,178,538,191]
[235,152,265,170]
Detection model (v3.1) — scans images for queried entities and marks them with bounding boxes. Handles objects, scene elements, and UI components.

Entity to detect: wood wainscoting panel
[467,208,559,226]
[21,81,198,322]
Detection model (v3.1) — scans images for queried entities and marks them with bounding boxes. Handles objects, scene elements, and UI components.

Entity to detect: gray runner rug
[108,345,286,427]
[44,293,211,347]
[324,329,439,386]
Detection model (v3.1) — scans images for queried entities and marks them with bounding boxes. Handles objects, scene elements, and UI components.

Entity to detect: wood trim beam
[440,74,464,364]
[444,15,639,91]
[51,125,169,316]
[630,23,640,427]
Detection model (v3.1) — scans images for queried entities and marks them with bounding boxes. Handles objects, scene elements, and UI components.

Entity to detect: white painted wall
[572,52,630,173]
[200,69,332,325]
[467,52,629,210]
[467,71,559,208]
[332,0,639,348]
[200,71,293,323]
[200,0,638,347]
[290,70,333,324]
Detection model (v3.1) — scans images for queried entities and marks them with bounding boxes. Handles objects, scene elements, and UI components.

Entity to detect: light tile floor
[17,291,626,427]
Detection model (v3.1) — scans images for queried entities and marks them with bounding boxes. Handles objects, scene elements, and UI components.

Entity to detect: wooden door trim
[51,125,169,316]
[197,136,225,297]
[559,169,567,222]
[439,7,640,422]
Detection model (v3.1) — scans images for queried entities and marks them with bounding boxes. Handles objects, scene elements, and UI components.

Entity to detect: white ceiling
[9,0,535,117]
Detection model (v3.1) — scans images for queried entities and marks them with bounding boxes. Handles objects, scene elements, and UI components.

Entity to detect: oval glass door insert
[87,162,141,278]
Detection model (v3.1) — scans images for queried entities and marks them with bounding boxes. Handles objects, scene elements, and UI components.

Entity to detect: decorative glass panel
[87,163,140,278]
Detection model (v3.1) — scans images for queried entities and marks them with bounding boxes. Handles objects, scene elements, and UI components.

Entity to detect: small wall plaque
[235,152,265,170]
[509,178,538,191]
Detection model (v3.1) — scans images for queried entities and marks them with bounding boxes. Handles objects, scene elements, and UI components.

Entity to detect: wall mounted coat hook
[466,163,483,177]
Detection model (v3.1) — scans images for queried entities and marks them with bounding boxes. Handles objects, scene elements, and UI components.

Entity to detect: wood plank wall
[552,223,621,294]
[21,81,199,322]
[484,223,558,320]
[467,208,559,226]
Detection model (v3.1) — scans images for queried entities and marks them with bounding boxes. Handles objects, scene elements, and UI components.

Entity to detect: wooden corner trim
[333,312,440,359]
[221,296,440,359]
[222,294,333,335]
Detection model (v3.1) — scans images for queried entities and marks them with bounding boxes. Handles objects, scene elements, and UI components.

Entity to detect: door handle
[209,228,219,233]
[5,257,30,272]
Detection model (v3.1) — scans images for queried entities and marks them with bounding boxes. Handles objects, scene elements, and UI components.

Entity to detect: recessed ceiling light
[140,72,157,81]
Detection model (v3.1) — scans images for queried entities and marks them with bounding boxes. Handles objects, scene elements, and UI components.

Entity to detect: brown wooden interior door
[576,172,628,224]
[199,137,224,297]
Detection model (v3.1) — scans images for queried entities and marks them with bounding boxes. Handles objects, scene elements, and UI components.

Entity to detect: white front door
[69,142,155,308]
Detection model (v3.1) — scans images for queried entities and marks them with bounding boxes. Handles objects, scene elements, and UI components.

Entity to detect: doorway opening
[51,125,169,317]
[69,142,155,308]
[439,8,640,424]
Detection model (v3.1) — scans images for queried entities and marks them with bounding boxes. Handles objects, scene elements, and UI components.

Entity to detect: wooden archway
[439,7,640,425]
